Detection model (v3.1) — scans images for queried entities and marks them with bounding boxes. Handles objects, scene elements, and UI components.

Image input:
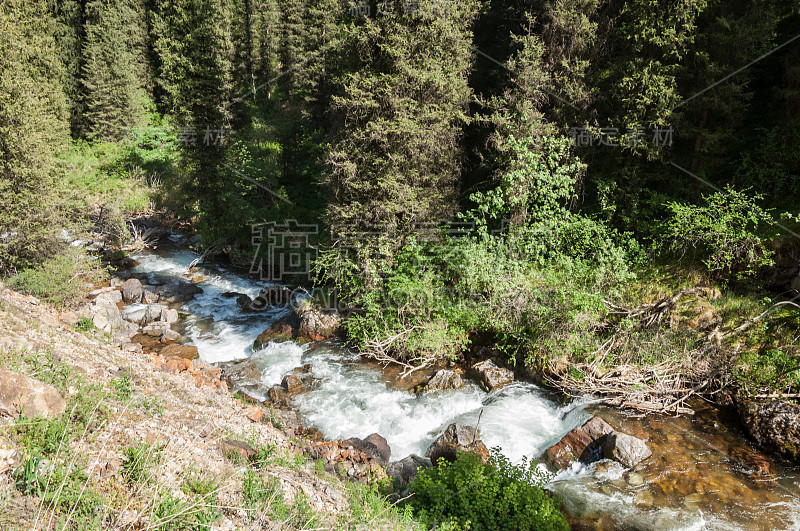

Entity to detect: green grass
[7,247,108,307]
[121,442,162,485]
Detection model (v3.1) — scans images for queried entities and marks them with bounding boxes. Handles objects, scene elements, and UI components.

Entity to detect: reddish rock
[245,406,263,423]
[220,439,256,462]
[163,357,192,374]
[160,344,199,360]
[0,369,66,419]
[541,416,615,471]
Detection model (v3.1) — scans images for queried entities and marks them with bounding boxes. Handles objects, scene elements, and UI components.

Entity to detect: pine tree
[0,0,70,272]
[326,0,482,238]
[79,0,149,140]
[151,0,234,236]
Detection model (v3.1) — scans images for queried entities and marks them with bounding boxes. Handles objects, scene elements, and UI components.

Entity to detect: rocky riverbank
[0,281,412,529]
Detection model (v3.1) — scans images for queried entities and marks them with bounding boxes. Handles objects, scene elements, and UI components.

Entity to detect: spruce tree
[151,0,234,237]
[79,0,149,140]
[0,0,70,272]
[326,0,482,238]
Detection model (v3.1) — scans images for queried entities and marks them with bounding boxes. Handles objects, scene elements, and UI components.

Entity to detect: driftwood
[362,326,437,378]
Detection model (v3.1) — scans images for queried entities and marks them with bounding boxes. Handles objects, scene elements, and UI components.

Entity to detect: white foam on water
[130,250,286,363]
[251,341,307,386]
[127,247,800,530]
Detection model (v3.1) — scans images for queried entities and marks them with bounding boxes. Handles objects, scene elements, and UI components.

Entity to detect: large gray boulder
[0,369,66,419]
[602,432,652,468]
[471,358,514,391]
[541,416,615,471]
[423,370,464,393]
[121,278,143,303]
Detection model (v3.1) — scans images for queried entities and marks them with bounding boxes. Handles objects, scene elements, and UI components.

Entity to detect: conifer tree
[151,0,234,236]
[326,0,482,237]
[79,0,149,140]
[0,0,70,272]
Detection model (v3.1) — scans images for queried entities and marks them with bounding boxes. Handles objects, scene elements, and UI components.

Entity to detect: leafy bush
[659,185,774,279]
[408,450,567,531]
[734,348,800,397]
[319,135,637,371]
[7,246,107,306]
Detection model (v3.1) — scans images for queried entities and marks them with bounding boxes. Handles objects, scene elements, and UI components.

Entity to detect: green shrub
[659,185,775,279]
[112,368,134,402]
[734,348,800,397]
[319,134,638,371]
[7,246,107,306]
[408,450,567,531]
[14,456,106,526]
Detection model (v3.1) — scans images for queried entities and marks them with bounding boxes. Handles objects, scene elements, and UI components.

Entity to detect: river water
[131,246,800,530]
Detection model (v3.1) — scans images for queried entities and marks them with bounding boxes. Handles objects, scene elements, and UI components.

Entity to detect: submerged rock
[740,400,800,460]
[0,369,66,419]
[426,423,490,465]
[470,358,514,391]
[422,370,464,393]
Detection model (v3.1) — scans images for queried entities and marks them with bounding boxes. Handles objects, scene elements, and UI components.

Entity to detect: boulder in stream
[281,364,318,395]
[155,282,203,304]
[740,399,800,460]
[121,278,143,303]
[426,423,490,465]
[541,416,653,471]
[422,370,464,393]
[470,358,514,391]
[602,432,652,468]
[296,302,342,342]
[541,416,614,471]
[253,314,302,350]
